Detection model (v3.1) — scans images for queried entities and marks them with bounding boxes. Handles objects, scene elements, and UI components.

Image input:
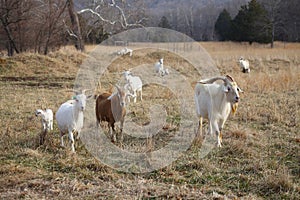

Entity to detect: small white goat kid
[194,75,242,147]
[118,47,133,56]
[123,70,143,103]
[55,90,91,152]
[35,109,53,131]
[239,57,250,73]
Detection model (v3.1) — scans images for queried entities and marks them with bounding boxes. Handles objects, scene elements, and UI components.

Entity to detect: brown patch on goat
[95,91,126,143]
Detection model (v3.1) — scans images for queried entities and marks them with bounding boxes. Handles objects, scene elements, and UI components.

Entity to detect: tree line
[0,0,146,56]
[214,0,300,47]
[0,0,299,56]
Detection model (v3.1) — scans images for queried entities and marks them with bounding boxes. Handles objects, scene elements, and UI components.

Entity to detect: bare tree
[0,0,31,56]
[77,0,147,30]
[260,0,284,48]
[63,0,147,50]
[66,0,84,51]
[43,0,68,54]
[183,6,194,38]
[0,0,70,56]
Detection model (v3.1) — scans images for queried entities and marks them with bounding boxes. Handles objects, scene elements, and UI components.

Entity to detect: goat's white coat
[123,83,135,103]
[239,57,250,73]
[118,47,133,56]
[154,58,165,76]
[123,71,143,103]
[194,76,241,147]
[55,93,89,152]
[35,109,53,131]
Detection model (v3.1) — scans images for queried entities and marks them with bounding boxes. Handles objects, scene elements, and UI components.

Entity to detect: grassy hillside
[0,42,299,199]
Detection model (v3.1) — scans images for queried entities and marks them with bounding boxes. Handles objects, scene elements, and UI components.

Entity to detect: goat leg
[68,131,75,153]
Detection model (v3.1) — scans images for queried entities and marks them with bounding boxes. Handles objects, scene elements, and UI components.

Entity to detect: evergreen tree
[232,0,271,44]
[214,9,232,41]
[158,16,172,29]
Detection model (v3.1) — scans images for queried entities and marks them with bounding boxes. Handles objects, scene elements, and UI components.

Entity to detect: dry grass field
[0,42,299,199]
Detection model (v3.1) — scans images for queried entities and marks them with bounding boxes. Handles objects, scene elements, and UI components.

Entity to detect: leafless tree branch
[77,0,146,29]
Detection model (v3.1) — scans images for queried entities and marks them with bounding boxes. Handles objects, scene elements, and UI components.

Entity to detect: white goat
[55,90,91,152]
[123,83,136,103]
[118,47,133,56]
[123,70,143,103]
[194,75,242,147]
[239,57,250,73]
[35,109,53,131]
[154,58,165,76]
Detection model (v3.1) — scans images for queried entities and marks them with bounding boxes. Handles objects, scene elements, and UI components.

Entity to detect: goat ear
[223,85,229,93]
[237,87,244,93]
[87,94,93,99]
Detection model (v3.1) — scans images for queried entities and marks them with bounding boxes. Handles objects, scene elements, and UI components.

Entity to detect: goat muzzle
[235,96,240,103]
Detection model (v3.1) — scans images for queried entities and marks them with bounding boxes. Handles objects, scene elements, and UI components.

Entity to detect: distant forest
[0,0,299,56]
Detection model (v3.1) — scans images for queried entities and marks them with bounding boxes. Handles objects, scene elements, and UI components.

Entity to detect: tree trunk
[6,41,14,57]
[271,22,275,48]
[1,19,20,56]
[67,0,84,51]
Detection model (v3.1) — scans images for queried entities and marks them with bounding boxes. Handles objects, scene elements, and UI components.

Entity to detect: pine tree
[232,0,271,44]
[214,9,232,41]
[158,16,172,29]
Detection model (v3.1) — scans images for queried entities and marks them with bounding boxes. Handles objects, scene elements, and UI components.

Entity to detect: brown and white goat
[95,86,126,142]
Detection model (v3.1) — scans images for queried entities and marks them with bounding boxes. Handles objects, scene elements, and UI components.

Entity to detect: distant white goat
[55,90,91,152]
[35,109,53,131]
[118,47,133,56]
[123,70,143,103]
[154,58,164,76]
[194,75,242,147]
[239,57,250,73]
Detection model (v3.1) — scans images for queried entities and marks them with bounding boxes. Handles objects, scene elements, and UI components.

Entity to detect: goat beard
[231,103,238,115]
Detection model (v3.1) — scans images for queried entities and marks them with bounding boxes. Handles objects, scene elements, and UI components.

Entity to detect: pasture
[0,42,299,199]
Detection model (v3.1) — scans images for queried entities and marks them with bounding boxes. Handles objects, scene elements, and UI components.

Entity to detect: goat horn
[115,84,121,92]
[225,75,235,82]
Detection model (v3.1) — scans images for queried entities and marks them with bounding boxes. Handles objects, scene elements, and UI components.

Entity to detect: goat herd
[35,55,248,153]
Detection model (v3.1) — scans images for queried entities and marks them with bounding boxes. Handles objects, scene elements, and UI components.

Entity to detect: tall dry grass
[0,42,299,199]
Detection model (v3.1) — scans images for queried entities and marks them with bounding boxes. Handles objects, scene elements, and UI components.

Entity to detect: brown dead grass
[0,42,299,199]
